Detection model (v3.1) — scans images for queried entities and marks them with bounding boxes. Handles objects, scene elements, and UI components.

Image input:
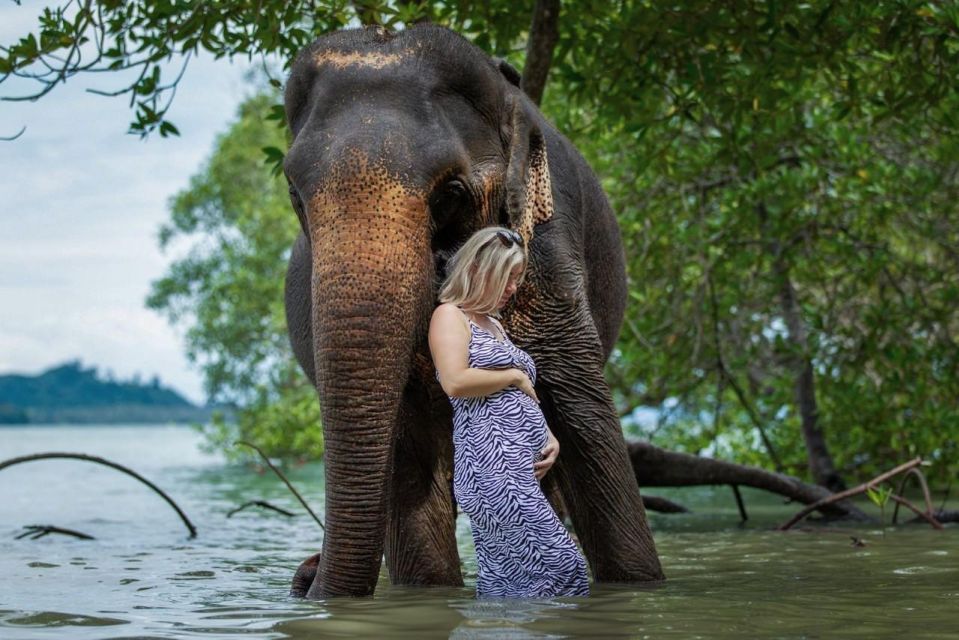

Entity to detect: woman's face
[496,264,524,310]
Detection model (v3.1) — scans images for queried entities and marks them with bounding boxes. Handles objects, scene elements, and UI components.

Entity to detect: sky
[0,6,266,404]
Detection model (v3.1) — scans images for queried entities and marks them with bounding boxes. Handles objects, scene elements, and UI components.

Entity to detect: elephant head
[282,25,554,597]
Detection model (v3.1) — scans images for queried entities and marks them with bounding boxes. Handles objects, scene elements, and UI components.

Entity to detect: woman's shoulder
[431,303,470,331]
[432,302,464,318]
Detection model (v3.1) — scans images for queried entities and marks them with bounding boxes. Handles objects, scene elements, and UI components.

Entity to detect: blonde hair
[438,226,528,318]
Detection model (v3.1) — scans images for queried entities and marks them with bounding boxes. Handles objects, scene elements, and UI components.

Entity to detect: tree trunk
[774,254,846,491]
[758,203,846,492]
[521,0,560,106]
[626,440,868,520]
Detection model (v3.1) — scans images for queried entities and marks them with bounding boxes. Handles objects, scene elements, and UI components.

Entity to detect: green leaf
[159,120,180,137]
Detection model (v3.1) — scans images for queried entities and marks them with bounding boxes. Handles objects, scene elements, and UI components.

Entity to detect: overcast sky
[1,6,265,404]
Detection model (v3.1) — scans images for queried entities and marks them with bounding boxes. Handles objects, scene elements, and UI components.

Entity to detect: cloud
[0,305,202,402]
[0,4,274,405]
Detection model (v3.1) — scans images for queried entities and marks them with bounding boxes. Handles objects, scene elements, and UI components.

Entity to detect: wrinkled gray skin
[283,24,664,598]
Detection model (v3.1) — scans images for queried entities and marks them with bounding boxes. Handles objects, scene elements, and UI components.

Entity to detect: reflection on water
[450,597,582,639]
[1,426,957,639]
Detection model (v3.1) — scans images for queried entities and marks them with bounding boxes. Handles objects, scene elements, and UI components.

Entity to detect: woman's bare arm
[429,303,522,398]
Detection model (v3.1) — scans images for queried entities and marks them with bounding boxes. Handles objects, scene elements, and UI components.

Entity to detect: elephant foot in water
[290,552,321,598]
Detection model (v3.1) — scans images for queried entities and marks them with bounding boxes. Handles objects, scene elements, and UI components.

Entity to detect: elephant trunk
[304,183,431,598]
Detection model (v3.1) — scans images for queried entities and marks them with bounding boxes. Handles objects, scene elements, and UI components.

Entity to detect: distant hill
[0,360,214,425]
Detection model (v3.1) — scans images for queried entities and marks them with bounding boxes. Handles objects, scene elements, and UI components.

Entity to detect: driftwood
[0,452,196,538]
[227,500,297,518]
[16,524,94,540]
[777,457,943,531]
[888,494,944,530]
[626,440,870,520]
[924,509,958,524]
[641,494,689,514]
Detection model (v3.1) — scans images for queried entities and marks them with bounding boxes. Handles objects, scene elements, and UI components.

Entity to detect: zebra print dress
[436,309,590,598]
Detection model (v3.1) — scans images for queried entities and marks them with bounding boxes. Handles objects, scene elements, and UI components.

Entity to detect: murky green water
[1,426,956,639]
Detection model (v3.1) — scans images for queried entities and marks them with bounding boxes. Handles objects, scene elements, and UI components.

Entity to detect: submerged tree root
[0,452,197,538]
[625,440,870,521]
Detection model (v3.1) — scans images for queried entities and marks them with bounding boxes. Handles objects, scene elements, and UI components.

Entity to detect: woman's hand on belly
[511,369,539,403]
[533,428,560,480]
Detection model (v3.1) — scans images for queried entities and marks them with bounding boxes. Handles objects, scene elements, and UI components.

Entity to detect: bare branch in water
[642,495,689,514]
[0,452,197,538]
[777,457,941,531]
[627,440,869,520]
[235,441,325,532]
[1,126,26,141]
[891,467,935,524]
[227,500,297,518]
[888,494,944,530]
[16,524,95,540]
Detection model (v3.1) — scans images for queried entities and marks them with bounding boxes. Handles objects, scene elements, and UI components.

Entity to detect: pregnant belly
[489,389,548,448]
[493,386,542,413]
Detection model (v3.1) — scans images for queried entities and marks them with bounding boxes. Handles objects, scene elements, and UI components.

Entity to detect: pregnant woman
[429,226,590,598]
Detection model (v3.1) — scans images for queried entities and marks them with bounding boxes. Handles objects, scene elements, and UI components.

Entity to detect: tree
[542,2,959,487]
[0,1,536,137]
[8,1,959,486]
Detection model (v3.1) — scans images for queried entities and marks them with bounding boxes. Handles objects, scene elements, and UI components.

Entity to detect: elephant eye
[430,176,475,254]
[445,179,467,196]
[428,177,471,230]
[287,180,305,215]
[287,177,309,238]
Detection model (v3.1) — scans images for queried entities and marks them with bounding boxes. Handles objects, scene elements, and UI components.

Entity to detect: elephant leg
[384,376,463,586]
[532,307,665,583]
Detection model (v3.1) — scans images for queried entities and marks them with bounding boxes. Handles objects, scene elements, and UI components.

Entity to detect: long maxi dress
[436,308,590,598]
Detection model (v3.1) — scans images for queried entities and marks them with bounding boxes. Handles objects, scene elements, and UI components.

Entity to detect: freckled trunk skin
[304,168,434,598]
[307,266,418,597]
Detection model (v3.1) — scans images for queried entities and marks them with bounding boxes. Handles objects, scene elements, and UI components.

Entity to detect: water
[1,426,956,639]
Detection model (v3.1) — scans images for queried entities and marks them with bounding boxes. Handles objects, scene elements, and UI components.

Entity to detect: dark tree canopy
[7,1,959,485]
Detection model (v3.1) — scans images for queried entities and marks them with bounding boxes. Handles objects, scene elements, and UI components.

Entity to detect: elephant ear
[493,57,522,88]
[505,97,554,246]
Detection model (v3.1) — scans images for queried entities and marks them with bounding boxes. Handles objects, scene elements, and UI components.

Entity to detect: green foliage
[0,0,538,137]
[0,361,210,424]
[1,1,356,136]
[541,1,959,486]
[200,362,322,463]
[866,485,894,510]
[0,360,193,408]
[14,2,958,480]
[866,484,894,532]
[146,91,322,460]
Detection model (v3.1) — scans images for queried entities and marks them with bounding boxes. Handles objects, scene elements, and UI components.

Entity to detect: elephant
[282,23,665,598]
